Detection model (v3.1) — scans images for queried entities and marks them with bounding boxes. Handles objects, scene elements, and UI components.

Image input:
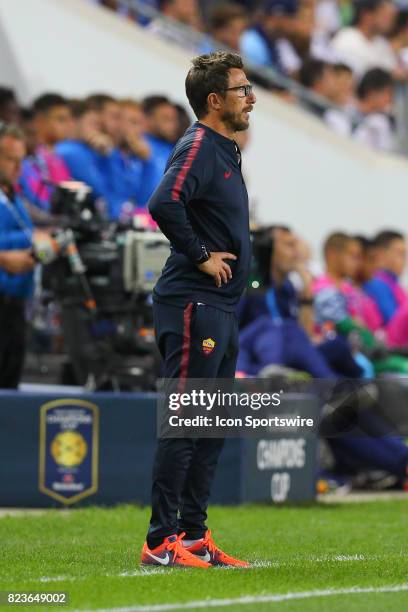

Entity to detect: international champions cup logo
[39,399,99,505]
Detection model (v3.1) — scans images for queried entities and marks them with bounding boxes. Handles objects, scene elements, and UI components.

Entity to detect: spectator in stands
[240,0,302,76]
[324,63,355,134]
[298,58,338,114]
[19,94,72,212]
[332,62,355,105]
[107,99,151,221]
[173,103,192,141]
[148,0,204,51]
[298,58,354,135]
[207,3,248,52]
[237,226,363,378]
[138,95,177,205]
[85,93,121,151]
[330,0,399,77]
[56,100,110,209]
[353,68,395,152]
[388,10,408,72]
[0,124,38,388]
[0,87,21,124]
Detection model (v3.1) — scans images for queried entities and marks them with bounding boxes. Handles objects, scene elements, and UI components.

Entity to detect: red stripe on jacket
[171,128,205,201]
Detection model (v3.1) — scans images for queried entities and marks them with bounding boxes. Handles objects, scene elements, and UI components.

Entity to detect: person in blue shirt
[107,99,151,221]
[239,0,299,74]
[0,124,36,388]
[56,100,110,208]
[138,95,178,205]
[364,230,408,325]
[237,226,363,378]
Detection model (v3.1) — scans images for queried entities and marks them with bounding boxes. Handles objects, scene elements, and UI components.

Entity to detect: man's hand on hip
[198,252,237,288]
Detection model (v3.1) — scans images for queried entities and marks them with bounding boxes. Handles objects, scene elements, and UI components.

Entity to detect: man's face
[332,70,354,106]
[219,68,256,132]
[0,136,26,186]
[368,87,393,113]
[374,1,397,35]
[120,105,146,141]
[36,105,72,145]
[383,238,407,277]
[214,17,248,51]
[272,229,298,276]
[147,103,178,143]
[100,101,121,143]
[318,66,338,100]
[170,0,198,24]
[77,110,101,139]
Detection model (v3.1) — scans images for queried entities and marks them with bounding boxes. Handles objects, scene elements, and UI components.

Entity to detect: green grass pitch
[1,500,407,611]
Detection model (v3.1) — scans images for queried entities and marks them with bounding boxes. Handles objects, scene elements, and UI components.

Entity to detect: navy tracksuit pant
[147,301,238,548]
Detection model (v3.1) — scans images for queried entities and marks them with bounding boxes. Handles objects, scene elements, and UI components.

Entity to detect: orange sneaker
[141,533,211,568]
[186,530,250,568]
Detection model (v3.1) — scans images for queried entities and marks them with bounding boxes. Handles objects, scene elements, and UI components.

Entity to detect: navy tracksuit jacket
[146,121,251,546]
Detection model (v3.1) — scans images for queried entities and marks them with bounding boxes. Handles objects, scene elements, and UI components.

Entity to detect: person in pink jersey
[314,232,408,350]
[19,93,72,212]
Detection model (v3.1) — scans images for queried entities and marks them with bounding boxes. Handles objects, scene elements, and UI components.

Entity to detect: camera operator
[0,123,46,388]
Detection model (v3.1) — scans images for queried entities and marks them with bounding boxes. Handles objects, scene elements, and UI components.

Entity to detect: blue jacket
[56,140,108,201]
[149,122,251,312]
[105,147,145,220]
[138,134,174,206]
[0,188,34,298]
[364,272,399,324]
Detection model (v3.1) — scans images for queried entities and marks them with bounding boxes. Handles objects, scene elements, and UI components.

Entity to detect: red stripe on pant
[178,302,193,394]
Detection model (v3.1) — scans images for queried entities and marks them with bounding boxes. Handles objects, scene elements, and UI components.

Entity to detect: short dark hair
[299,59,328,89]
[85,93,117,112]
[353,0,388,26]
[356,68,393,99]
[32,93,69,115]
[333,63,353,75]
[373,230,404,248]
[141,95,172,116]
[209,3,247,31]
[323,232,350,256]
[353,234,374,252]
[185,51,244,119]
[0,86,17,110]
[391,9,408,37]
[69,99,93,119]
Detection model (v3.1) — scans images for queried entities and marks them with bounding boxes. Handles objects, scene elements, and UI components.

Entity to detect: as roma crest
[39,399,99,505]
[202,337,216,355]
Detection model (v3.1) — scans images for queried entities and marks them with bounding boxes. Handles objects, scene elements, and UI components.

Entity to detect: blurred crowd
[0,87,191,223]
[91,0,408,153]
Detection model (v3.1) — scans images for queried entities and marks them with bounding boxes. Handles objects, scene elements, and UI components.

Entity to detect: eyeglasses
[222,84,253,98]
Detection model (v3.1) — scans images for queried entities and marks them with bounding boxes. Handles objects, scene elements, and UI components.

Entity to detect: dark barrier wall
[0,391,318,507]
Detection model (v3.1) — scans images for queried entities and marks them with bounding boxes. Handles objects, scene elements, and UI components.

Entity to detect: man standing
[142,51,256,568]
[0,124,36,388]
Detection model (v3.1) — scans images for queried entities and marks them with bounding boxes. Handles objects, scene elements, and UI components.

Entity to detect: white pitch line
[29,554,384,584]
[81,584,408,612]
[38,569,168,582]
